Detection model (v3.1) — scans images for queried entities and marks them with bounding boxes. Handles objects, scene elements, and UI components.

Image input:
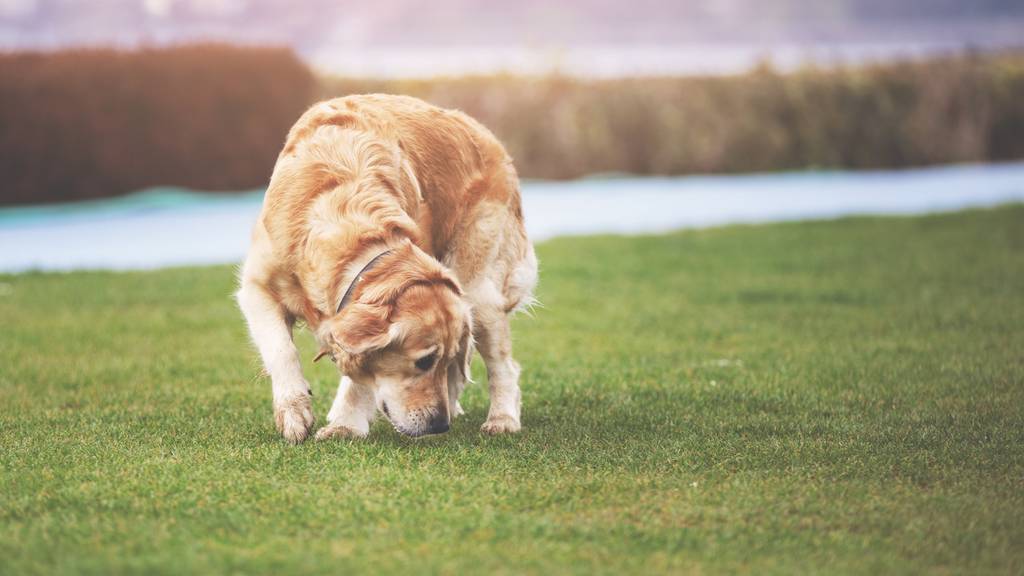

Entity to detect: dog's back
[259,94,531,310]
[272,95,519,249]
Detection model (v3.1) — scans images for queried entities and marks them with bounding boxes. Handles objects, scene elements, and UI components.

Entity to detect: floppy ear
[455,306,474,383]
[329,303,394,356]
[437,267,464,298]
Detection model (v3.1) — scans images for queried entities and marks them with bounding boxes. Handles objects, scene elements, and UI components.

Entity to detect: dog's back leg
[460,235,537,435]
[472,285,523,434]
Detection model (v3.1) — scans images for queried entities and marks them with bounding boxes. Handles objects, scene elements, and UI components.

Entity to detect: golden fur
[238,94,537,442]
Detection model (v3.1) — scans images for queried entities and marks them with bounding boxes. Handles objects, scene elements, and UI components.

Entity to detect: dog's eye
[414,352,437,371]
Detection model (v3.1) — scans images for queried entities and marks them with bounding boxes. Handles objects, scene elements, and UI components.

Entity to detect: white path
[1,162,1023,272]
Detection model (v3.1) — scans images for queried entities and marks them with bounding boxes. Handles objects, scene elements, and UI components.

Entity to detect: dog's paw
[452,400,465,419]
[274,391,315,444]
[315,422,366,441]
[480,414,521,435]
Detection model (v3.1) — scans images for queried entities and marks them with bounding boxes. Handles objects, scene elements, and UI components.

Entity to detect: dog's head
[320,242,473,437]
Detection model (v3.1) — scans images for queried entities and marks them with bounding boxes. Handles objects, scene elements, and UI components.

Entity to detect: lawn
[1,206,1022,575]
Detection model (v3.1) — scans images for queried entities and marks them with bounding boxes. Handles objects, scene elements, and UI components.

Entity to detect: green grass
[1,206,1023,575]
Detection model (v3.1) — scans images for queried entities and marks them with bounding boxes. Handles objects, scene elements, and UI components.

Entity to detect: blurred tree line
[2,46,1023,205]
[0,45,315,205]
[328,54,1024,179]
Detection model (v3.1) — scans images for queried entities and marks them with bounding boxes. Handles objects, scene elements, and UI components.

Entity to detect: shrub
[0,44,315,205]
[322,52,1024,179]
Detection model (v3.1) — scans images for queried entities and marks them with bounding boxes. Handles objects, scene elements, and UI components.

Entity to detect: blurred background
[1,0,1023,269]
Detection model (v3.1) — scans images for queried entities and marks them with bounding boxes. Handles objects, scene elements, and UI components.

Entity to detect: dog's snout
[427,413,450,435]
[428,412,452,434]
[385,404,450,437]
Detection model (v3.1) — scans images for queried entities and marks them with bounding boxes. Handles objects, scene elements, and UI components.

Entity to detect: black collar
[335,249,393,313]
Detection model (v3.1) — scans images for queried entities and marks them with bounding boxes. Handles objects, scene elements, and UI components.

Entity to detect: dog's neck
[331,241,391,309]
[333,244,394,313]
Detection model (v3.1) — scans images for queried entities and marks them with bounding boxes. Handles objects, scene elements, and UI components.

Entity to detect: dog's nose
[426,413,450,435]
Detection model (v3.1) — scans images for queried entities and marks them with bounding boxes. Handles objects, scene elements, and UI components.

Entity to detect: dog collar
[335,249,393,313]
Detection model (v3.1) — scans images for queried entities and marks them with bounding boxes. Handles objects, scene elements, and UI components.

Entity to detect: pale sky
[0,0,1020,77]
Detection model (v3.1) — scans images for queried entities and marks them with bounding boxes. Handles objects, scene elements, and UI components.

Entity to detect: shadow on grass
[269,384,829,476]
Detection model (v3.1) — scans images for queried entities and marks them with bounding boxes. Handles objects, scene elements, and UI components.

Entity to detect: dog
[237,94,537,442]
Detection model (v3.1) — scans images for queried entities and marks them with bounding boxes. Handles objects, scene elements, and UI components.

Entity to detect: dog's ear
[329,303,394,356]
[437,267,464,297]
[455,303,474,382]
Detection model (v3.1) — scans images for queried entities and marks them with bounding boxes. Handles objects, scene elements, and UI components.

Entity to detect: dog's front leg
[315,376,376,440]
[237,280,315,443]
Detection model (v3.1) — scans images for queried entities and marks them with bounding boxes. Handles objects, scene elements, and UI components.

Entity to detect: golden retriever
[237,94,537,442]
